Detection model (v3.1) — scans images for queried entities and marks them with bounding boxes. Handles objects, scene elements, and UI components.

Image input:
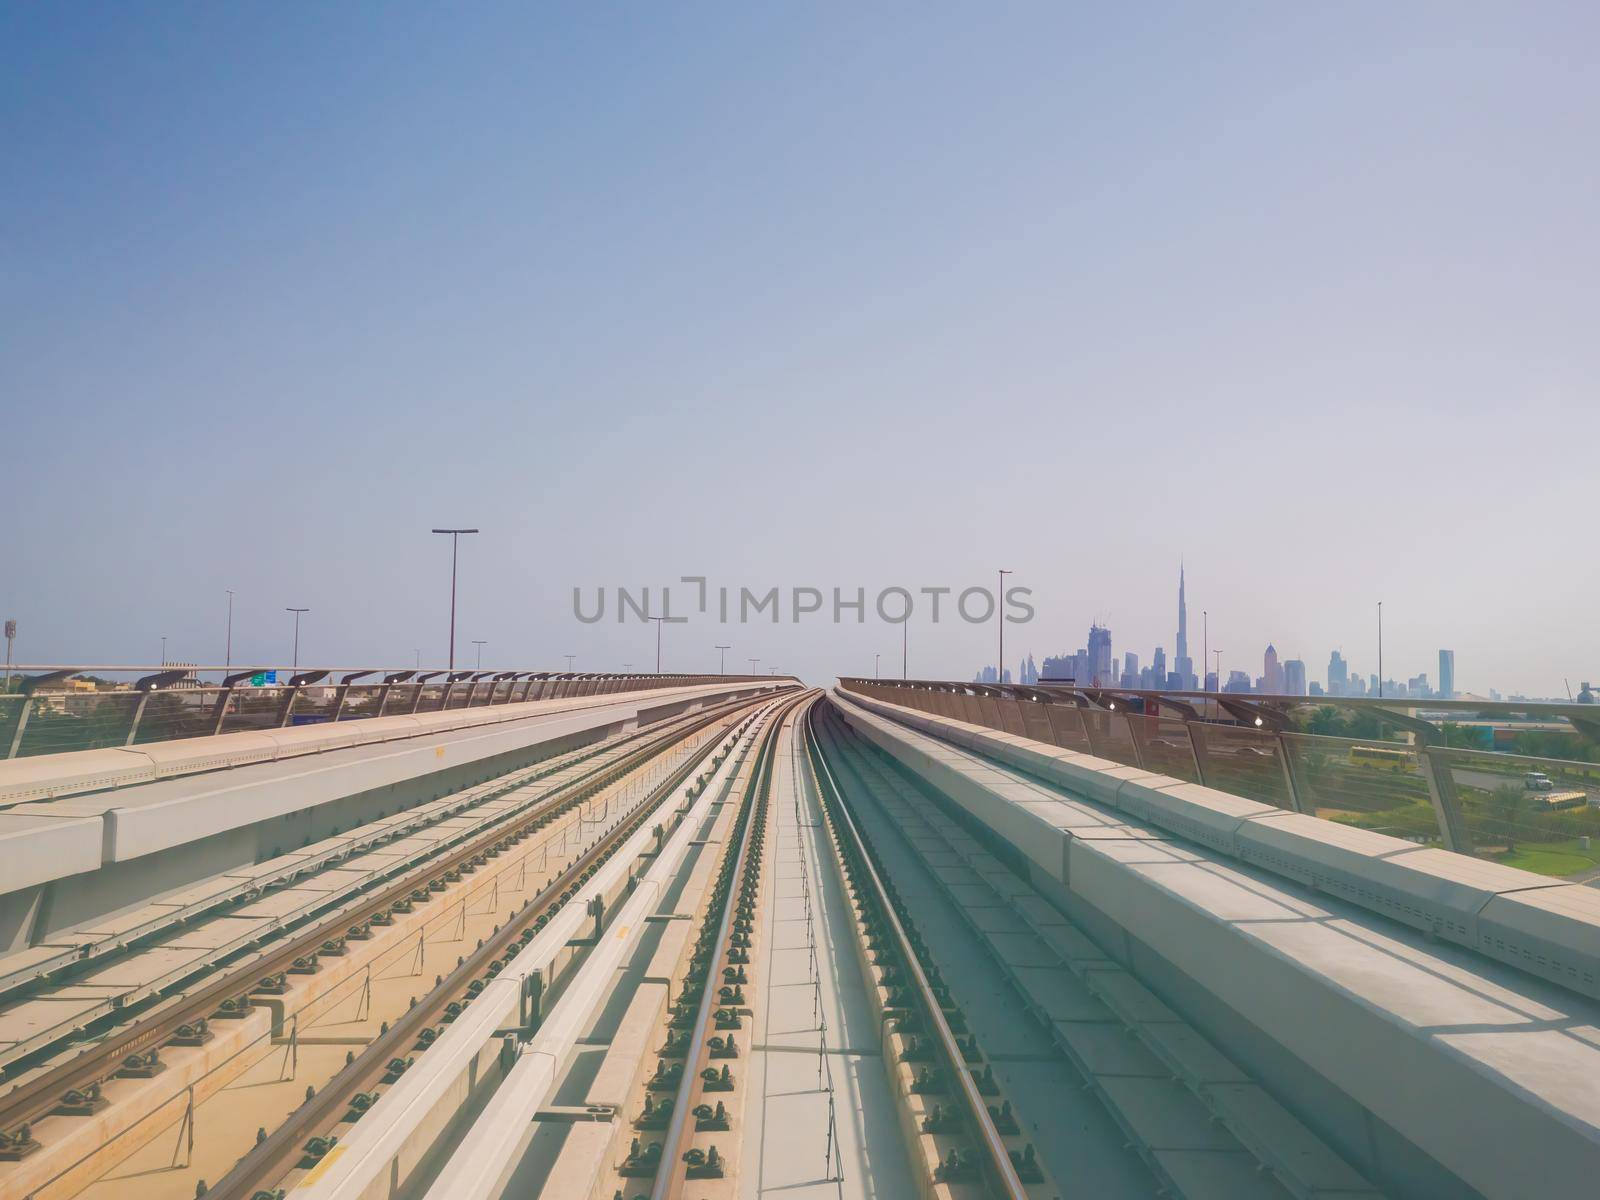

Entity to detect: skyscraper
[1174,565,1195,688]
[1088,624,1113,686]
[1284,659,1307,695]
[1439,650,1455,700]
[1328,650,1349,696]
[1263,644,1285,693]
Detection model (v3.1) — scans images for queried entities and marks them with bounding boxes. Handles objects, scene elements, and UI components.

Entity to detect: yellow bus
[1349,745,1410,772]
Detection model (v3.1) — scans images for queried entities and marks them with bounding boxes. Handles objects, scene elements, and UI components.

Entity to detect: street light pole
[715,644,730,674]
[749,658,759,677]
[1202,609,1208,693]
[472,640,486,670]
[875,653,880,680]
[286,608,309,672]
[564,654,576,673]
[648,616,665,673]
[430,528,479,672]
[160,635,168,666]
[1377,601,1384,699]
[997,568,1012,685]
[903,618,908,680]
[1213,649,1222,693]
[225,589,235,680]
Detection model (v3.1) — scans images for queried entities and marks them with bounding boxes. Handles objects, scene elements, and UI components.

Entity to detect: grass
[1490,839,1600,877]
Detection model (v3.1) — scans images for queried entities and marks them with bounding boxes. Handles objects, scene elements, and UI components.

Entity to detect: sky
[2,4,1596,696]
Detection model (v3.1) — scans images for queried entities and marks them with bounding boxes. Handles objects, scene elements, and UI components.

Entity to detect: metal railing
[840,678,1600,882]
[0,666,795,761]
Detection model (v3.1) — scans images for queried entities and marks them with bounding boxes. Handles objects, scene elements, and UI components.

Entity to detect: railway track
[614,687,811,1198]
[0,690,786,1198]
[804,702,1053,1199]
[810,700,1382,1200]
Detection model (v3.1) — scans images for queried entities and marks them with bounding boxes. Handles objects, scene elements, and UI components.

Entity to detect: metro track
[3,686,1399,1200]
[0,690,782,1198]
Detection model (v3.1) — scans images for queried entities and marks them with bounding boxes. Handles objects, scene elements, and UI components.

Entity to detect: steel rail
[0,695,759,1011]
[0,692,777,1141]
[804,701,1030,1200]
[648,689,815,1199]
[203,695,786,1200]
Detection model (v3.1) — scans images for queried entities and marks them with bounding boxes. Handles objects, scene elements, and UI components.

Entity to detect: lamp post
[997,569,1012,685]
[1213,649,1222,693]
[648,616,666,673]
[414,649,421,669]
[472,640,487,670]
[715,644,731,675]
[286,608,309,672]
[902,617,908,680]
[224,589,235,680]
[160,636,168,666]
[1202,609,1208,693]
[430,528,479,671]
[564,654,576,673]
[1377,601,1384,699]
[749,658,759,677]
[875,653,881,680]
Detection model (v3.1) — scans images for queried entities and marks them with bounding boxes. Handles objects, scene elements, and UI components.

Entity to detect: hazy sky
[3,4,1596,695]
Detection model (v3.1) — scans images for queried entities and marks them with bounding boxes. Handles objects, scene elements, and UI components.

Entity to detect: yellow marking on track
[295,1143,347,1187]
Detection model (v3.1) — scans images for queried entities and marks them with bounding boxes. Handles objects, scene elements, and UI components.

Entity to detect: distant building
[1284,659,1307,696]
[1310,681,1325,696]
[1224,669,1252,693]
[1328,650,1349,696]
[1087,625,1113,687]
[1263,644,1285,693]
[1439,650,1455,700]
[1174,565,1196,688]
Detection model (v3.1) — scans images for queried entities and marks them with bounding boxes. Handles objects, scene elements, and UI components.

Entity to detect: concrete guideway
[0,694,784,1200]
[737,704,918,1200]
[831,687,1600,1199]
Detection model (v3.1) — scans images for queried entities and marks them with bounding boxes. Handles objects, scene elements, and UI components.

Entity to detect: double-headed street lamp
[472,640,487,670]
[715,644,731,674]
[431,528,479,671]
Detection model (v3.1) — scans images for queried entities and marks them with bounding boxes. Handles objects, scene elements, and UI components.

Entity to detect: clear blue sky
[3,4,1596,695]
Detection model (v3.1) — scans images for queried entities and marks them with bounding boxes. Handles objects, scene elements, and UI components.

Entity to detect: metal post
[1185,721,1209,786]
[224,589,235,680]
[278,683,301,728]
[7,695,33,759]
[1422,747,1474,853]
[124,690,152,747]
[211,686,234,736]
[432,528,480,671]
[1377,601,1384,699]
[286,607,308,672]
[997,568,1012,684]
[716,645,730,674]
[1274,732,1306,813]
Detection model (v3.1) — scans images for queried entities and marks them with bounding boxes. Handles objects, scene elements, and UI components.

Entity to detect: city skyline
[981,566,1567,702]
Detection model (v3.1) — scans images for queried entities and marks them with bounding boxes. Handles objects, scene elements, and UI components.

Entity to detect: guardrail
[0,667,796,760]
[840,678,1600,881]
